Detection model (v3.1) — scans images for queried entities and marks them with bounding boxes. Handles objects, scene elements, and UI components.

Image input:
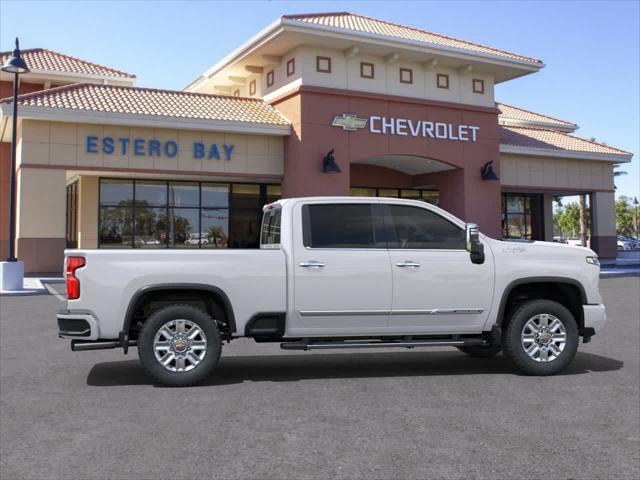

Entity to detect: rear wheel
[138,304,221,387]
[457,344,501,357]
[502,299,578,375]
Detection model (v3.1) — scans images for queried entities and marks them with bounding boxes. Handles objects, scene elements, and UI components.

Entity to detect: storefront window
[502,193,542,240]
[66,181,79,248]
[98,179,278,249]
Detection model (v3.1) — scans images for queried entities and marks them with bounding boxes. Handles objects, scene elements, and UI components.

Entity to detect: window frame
[266,70,274,87]
[301,203,386,250]
[360,62,375,79]
[249,80,256,96]
[382,203,466,251]
[437,73,449,89]
[399,67,413,84]
[316,56,331,73]
[472,78,485,94]
[286,58,295,77]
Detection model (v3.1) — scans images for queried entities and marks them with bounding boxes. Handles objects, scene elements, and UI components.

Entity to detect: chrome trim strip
[298,308,484,316]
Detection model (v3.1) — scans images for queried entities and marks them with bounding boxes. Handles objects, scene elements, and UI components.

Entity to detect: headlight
[586,256,600,266]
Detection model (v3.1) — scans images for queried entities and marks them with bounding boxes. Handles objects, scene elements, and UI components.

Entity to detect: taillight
[65,256,85,300]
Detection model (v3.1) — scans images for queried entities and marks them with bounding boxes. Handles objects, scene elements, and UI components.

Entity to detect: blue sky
[1,0,638,200]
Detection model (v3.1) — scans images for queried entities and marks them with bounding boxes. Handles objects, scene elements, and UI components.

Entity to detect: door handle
[396,261,421,268]
[299,261,325,269]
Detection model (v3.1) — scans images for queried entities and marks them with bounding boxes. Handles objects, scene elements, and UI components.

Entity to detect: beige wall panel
[347,54,387,94]
[247,135,269,155]
[591,191,616,236]
[386,62,424,99]
[268,137,284,156]
[50,143,78,166]
[20,142,50,165]
[78,176,98,248]
[50,122,77,145]
[21,120,50,143]
[17,168,66,238]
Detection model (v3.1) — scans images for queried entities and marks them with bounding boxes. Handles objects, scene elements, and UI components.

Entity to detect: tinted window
[260,208,281,246]
[303,204,381,248]
[387,205,465,250]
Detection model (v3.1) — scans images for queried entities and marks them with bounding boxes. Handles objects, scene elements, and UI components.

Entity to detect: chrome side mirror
[466,223,485,265]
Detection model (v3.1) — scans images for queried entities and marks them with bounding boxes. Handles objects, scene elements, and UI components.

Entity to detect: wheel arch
[122,284,236,339]
[497,277,587,333]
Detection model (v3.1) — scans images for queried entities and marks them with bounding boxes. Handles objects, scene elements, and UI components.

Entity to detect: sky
[1,0,638,201]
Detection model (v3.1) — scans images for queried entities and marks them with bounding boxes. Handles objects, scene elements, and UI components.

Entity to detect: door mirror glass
[466,223,485,264]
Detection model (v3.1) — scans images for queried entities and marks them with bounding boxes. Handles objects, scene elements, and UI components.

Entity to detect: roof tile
[0,48,135,79]
[497,103,576,128]
[500,125,631,157]
[284,12,542,64]
[1,83,290,125]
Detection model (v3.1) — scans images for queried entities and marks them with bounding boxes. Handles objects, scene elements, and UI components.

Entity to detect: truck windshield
[260,207,281,247]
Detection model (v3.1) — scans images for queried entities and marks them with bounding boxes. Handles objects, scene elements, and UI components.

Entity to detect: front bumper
[57,310,99,340]
[583,304,607,333]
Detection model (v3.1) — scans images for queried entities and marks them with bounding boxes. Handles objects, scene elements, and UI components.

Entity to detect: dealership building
[0,12,632,273]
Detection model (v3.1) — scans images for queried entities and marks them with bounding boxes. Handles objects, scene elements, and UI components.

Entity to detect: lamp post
[634,197,639,241]
[0,38,29,292]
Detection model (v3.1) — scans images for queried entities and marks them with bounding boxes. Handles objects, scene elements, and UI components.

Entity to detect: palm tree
[614,165,627,190]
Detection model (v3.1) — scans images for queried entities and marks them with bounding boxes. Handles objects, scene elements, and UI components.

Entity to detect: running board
[280,338,487,351]
[71,339,137,352]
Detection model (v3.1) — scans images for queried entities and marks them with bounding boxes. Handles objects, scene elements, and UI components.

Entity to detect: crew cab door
[384,204,494,333]
[290,202,392,335]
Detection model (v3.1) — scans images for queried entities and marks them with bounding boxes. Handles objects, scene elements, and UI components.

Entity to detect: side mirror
[466,223,485,265]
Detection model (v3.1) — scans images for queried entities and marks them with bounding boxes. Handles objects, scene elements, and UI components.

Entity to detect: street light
[0,38,29,292]
[634,197,639,241]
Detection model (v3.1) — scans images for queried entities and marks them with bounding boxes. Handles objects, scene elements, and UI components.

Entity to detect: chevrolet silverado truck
[58,197,606,386]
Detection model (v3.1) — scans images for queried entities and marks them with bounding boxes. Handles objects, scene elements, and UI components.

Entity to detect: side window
[303,204,383,249]
[387,205,465,250]
[260,208,281,247]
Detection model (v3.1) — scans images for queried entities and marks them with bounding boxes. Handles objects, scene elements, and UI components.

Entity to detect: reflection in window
[303,204,382,249]
[135,207,167,248]
[387,205,465,250]
[502,193,539,240]
[99,205,133,248]
[230,184,261,249]
[351,187,439,205]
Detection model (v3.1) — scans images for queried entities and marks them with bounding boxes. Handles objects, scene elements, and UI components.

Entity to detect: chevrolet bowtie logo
[331,114,367,131]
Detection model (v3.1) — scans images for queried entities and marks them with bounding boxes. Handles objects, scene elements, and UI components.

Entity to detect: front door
[384,204,494,333]
[290,202,392,336]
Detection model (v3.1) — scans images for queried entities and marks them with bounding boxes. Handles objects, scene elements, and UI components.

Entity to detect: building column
[78,176,99,248]
[590,191,617,260]
[16,167,67,273]
[543,194,554,242]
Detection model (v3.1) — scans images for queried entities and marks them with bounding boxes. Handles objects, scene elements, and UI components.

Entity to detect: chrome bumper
[57,310,99,340]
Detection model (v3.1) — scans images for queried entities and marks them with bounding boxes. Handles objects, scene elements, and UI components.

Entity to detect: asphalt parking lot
[1,276,639,480]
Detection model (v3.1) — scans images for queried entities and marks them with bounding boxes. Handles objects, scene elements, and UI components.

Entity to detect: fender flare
[495,276,588,326]
[121,283,237,336]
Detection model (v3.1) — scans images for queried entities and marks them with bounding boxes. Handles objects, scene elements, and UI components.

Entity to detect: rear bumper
[583,304,607,333]
[57,310,99,340]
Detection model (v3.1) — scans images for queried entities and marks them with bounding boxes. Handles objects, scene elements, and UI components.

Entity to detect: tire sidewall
[503,300,579,375]
[138,305,221,386]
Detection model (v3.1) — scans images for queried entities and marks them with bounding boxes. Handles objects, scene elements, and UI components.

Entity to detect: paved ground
[1,277,638,480]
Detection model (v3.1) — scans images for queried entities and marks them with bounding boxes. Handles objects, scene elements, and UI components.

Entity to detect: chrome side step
[71,339,137,352]
[280,338,487,351]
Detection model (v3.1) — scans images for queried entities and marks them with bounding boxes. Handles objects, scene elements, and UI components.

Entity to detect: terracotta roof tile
[500,125,631,157]
[1,83,290,125]
[0,48,135,79]
[283,12,542,64]
[497,103,576,128]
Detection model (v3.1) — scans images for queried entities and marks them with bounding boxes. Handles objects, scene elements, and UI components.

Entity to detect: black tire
[138,304,222,387]
[457,344,502,357]
[502,299,578,376]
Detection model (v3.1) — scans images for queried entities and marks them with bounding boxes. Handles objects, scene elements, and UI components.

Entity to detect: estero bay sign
[332,114,480,142]
[86,136,236,160]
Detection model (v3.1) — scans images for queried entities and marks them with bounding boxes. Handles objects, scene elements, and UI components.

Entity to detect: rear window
[260,207,281,247]
[302,204,383,249]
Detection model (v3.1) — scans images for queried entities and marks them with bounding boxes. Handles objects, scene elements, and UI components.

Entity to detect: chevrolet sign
[331,114,368,131]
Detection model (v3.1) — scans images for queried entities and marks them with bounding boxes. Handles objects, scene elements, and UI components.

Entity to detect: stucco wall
[500,154,615,191]
[18,120,285,177]
[261,46,495,107]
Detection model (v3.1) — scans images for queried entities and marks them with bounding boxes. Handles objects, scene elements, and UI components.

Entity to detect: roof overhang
[185,16,544,91]
[499,117,577,133]
[0,69,135,88]
[0,103,291,141]
[500,144,633,163]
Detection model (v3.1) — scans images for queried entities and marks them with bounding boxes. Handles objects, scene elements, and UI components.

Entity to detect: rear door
[290,202,392,336]
[385,204,494,333]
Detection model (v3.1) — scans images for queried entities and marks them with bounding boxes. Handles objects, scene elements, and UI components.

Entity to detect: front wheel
[138,304,222,387]
[502,299,578,375]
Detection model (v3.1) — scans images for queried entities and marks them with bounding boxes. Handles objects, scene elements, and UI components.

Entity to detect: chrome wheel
[521,313,567,363]
[153,319,207,372]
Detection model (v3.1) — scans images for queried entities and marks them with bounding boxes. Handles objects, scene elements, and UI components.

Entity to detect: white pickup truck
[58,197,606,386]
